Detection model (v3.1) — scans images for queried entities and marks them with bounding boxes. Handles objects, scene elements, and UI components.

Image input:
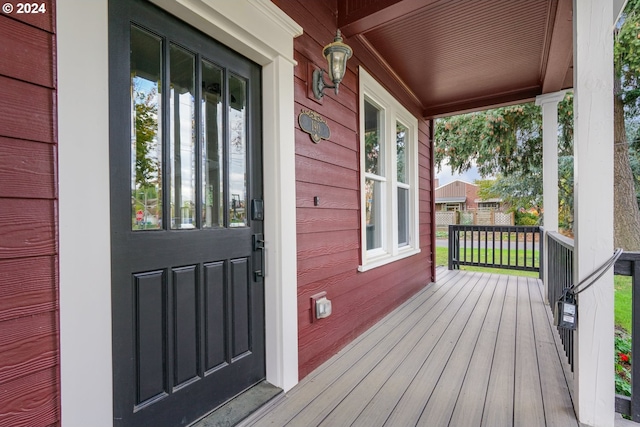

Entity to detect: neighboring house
[0,1,616,427]
[435,180,509,227]
[435,179,479,211]
[435,180,503,212]
[436,179,503,211]
[476,197,504,211]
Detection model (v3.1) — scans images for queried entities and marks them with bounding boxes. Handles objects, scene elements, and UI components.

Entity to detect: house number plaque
[298,109,330,143]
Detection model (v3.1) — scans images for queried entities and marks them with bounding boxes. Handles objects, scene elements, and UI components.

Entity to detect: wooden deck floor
[241,268,578,427]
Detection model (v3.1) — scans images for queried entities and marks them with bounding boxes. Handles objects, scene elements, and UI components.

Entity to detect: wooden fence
[436,210,514,228]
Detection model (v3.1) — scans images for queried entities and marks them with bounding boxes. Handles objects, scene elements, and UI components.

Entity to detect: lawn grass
[615,275,632,333]
[434,246,540,278]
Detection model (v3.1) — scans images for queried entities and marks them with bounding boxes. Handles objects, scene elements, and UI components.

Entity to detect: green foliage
[615,0,640,106]
[434,94,573,179]
[615,331,632,396]
[514,211,539,226]
[434,94,574,227]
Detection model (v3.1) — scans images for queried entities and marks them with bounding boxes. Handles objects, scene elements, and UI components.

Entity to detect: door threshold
[189,381,282,427]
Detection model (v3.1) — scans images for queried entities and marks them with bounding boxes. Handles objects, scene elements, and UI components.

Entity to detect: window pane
[397,122,408,183]
[365,178,382,250]
[201,60,223,228]
[229,75,247,227]
[131,26,162,231]
[364,100,383,175]
[398,187,409,246]
[169,44,196,229]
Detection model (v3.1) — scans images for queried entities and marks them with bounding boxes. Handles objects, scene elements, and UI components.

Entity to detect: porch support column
[536,90,566,304]
[573,0,614,425]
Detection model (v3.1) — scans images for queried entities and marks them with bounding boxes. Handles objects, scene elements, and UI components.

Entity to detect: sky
[435,160,483,187]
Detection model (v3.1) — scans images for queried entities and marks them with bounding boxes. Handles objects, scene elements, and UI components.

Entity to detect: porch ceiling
[339,0,573,118]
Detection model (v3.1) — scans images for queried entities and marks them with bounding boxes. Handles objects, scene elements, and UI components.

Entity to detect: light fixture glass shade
[312,29,353,99]
[322,30,352,93]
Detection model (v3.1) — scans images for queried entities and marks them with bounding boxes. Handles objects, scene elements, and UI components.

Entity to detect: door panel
[204,261,226,370]
[135,270,167,406]
[109,1,264,426]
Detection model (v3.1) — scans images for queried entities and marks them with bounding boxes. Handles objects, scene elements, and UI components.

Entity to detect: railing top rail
[614,251,640,277]
[618,251,640,261]
[547,231,574,251]
[449,225,541,232]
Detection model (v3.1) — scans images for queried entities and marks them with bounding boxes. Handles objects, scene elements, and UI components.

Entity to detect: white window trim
[358,67,420,272]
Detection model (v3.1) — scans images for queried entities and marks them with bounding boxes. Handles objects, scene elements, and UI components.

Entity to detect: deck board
[383,273,491,426]
[446,274,508,427]
[514,276,546,427]
[413,272,499,426]
[241,268,578,427]
[319,272,480,426]
[299,271,483,426]
[528,277,579,427]
[482,275,518,427]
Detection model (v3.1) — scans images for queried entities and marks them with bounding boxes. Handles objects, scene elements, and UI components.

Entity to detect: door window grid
[131,26,163,230]
[359,67,420,271]
[169,43,196,230]
[129,25,249,231]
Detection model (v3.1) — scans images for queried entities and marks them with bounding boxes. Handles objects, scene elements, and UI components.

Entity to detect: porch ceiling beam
[338,0,438,37]
[423,87,542,119]
[541,0,573,93]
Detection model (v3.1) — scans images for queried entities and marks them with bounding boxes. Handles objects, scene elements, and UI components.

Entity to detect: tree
[476,157,574,230]
[613,0,640,250]
[434,94,574,229]
[436,0,640,251]
[434,95,574,178]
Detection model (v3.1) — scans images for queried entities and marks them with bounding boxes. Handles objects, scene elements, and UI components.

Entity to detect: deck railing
[614,251,640,421]
[546,232,640,421]
[546,232,575,372]
[448,225,541,274]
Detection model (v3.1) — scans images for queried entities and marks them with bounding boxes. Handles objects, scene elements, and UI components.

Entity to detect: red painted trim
[429,120,437,282]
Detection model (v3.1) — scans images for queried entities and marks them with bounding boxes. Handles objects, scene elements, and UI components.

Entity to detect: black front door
[109,1,264,426]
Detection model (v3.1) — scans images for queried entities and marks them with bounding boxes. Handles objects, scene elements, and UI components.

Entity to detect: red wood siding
[274,0,435,379]
[0,2,59,426]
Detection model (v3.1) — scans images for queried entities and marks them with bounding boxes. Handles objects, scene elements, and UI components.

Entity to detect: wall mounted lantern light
[313,30,353,100]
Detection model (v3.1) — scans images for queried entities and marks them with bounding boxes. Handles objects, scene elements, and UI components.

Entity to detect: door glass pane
[169,44,196,229]
[396,122,407,183]
[229,75,247,227]
[365,178,382,250]
[201,60,223,228]
[364,99,383,176]
[131,26,163,231]
[398,187,409,246]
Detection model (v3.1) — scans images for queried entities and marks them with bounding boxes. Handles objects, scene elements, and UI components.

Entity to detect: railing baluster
[542,232,575,372]
[500,228,504,268]
[447,225,540,273]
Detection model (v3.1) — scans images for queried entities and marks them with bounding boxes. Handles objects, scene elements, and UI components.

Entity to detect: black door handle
[253,234,265,281]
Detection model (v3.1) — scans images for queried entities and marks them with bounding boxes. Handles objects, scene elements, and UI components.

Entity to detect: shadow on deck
[241,267,579,427]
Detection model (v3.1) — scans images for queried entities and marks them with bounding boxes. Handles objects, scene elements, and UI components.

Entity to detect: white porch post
[536,90,566,304]
[573,0,615,425]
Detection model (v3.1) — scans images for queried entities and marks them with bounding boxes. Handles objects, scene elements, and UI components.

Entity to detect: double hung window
[359,67,419,270]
